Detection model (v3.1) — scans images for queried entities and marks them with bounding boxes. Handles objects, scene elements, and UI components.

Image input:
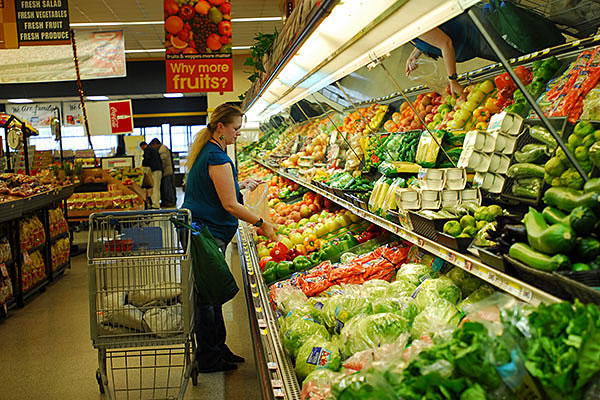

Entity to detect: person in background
[150,138,177,208]
[183,103,276,373]
[405,9,525,97]
[140,141,162,209]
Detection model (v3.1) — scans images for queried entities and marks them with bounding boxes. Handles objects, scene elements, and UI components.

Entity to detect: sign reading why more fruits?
[15,0,70,46]
[164,0,233,93]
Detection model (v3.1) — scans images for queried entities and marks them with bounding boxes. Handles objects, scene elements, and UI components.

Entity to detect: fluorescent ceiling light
[125,46,250,53]
[247,0,480,119]
[7,98,33,103]
[86,96,109,101]
[163,93,184,98]
[70,17,281,27]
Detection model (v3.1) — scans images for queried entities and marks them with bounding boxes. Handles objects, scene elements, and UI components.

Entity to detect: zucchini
[529,126,558,149]
[541,207,569,225]
[514,143,550,164]
[509,242,570,271]
[569,206,598,236]
[507,163,545,179]
[584,177,600,194]
[523,207,576,255]
[542,187,600,213]
[575,237,600,262]
[512,182,540,199]
[572,263,591,271]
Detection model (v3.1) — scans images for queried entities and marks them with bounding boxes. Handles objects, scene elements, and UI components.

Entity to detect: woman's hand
[449,80,465,98]
[241,178,261,191]
[406,49,421,76]
[261,220,276,241]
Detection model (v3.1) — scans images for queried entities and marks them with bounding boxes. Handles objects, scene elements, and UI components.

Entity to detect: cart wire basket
[88,209,196,399]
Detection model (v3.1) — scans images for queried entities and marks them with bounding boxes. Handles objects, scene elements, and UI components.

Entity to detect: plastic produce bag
[458,285,495,310]
[128,283,181,307]
[143,304,183,337]
[275,286,308,315]
[407,56,449,95]
[395,263,436,286]
[411,299,462,339]
[361,279,390,298]
[387,279,417,298]
[301,369,344,400]
[332,368,397,400]
[295,337,342,380]
[244,182,271,222]
[282,317,330,358]
[102,304,146,332]
[446,266,483,297]
[321,294,372,332]
[413,277,462,311]
[342,334,410,372]
[415,130,445,168]
[371,296,418,322]
[340,313,410,357]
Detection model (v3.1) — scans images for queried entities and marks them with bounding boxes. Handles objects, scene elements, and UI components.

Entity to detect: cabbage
[458,285,495,310]
[282,317,330,358]
[387,280,417,297]
[413,277,462,311]
[341,313,410,357]
[322,294,372,331]
[276,287,308,315]
[445,267,483,297]
[411,299,462,339]
[295,337,341,380]
[362,279,390,298]
[395,263,436,286]
[371,296,418,323]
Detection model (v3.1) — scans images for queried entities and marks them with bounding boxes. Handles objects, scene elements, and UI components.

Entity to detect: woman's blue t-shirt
[182,141,241,243]
[412,13,481,63]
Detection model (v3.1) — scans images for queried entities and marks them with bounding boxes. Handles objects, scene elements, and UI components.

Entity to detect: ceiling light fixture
[86,96,109,101]
[163,93,184,98]
[70,17,282,27]
[7,98,34,103]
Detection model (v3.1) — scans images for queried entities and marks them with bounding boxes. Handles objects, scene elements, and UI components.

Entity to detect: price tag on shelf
[253,291,259,298]
[417,238,424,247]
[251,283,257,289]
[267,362,278,370]
[260,328,268,336]
[486,270,497,282]
[256,306,263,313]
[273,389,285,398]
[520,287,533,302]
[272,379,283,388]
[448,253,456,263]
[464,260,472,271]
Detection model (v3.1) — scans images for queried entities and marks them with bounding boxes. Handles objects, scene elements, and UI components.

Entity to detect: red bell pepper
[269,242,289,261]
[514,65,532,85]
[286,248,300,261]
[259,256,273,272]
[494,72,514,91]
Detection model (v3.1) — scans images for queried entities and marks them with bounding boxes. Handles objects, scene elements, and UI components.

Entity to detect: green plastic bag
[189,225,239,305]
[484,0,565,54]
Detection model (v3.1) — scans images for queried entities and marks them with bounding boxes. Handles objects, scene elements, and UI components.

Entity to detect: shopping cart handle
[89,209,188,218]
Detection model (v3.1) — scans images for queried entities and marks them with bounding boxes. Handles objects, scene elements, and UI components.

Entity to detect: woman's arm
[210,163,275,238]
[416,28,464,97]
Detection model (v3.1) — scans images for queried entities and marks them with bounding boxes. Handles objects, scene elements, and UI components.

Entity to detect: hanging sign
[164,0,233,93]
[0,0,19,49]
[15,0,70,46]
[5,103,60,127]
[86,100,134,135]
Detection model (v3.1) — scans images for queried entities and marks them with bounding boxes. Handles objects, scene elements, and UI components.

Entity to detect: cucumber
[584,177,600,194]
[523,207,575,255]
[509,242,570,271]
[507,163,545,179]
[541,207,569,225]
[542,187,600,213]
[529,126,558,149]
[514,143,550,164]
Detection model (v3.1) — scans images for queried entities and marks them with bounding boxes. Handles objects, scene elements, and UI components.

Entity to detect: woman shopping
[183,103,276,373]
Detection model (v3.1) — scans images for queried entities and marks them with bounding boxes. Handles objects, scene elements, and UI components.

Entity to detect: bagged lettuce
[282,316,330,358]
[362,279,390,298]
[275,287,308,315]
[322,294,372,331]
[458,285,495,310]
[411,299,462,339]
[387,280,417,297]
[295,337,342,380]
[446,267,483,297]
[301,369,343,400]
[371,296,419,323]
[395,263,436,286]
[341,313,410,357]
[413,277,462,311]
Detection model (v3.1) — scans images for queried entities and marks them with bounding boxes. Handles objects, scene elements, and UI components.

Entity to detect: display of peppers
[292,255,311,272]
[270,242,289,261]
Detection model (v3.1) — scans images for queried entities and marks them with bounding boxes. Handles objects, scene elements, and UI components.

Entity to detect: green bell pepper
[265,260,279,272]
[319,242,343,263]
[338,233,359,253]
[276,261,293,278]
[574,121,595,138]
[262,267,276,284]
[292,255,311,271]
[309,252,322,266]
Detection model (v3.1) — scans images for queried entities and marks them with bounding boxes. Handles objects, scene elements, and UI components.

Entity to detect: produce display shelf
[50,231,69,243]
[253,158,561,306]
[236,224,302,400]
[23,243,46,255]
[21,277,49,302]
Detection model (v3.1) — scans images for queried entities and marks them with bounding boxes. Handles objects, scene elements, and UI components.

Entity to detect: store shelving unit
[253,158,561,307]
[236,225,302,400]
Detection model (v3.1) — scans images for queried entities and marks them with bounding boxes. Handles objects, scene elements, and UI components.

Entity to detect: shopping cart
[88,209,197,400]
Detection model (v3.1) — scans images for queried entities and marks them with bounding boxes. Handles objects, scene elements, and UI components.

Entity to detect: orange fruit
[165,15,184,35]
[170,35,188,49]
[182,47,198,54]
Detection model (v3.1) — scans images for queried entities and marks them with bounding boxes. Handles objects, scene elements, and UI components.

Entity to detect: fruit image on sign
[164,0,232,56]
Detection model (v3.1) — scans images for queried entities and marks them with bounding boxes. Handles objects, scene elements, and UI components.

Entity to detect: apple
[289,211,301,222]
[289,232,304,246]
[298,218,309,226]
[256,244,270,259]
[326,219,341,233]
[309,214,319,223]
[287,222,298,229]
[314,223,328,237]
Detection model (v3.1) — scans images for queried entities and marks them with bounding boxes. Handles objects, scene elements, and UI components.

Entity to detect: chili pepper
[262,267,276,284]
[292,255,311,272]
[309,252,322,266]
[275,261,293,279]
[304,234,320,252]
[269,242,289,261]
[259,256,273,272]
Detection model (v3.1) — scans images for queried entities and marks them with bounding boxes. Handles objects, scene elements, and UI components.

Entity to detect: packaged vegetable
[321,294,372,332]
[395,263,436,286]
[413,277,462,311]
[340,313,410,357]
[371,296,418,322]
[282,316,330,358]
[415,130,445,168]
[332,368,397,400]
[458,285,495,310]
[301,369,343,400]
[411,299,462,339]
[295,337,341,380]
[387,279,417,298]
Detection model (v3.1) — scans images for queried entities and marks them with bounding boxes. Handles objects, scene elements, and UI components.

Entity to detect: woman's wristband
[253,217,264,227]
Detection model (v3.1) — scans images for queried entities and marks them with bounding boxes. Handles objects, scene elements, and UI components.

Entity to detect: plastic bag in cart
[243,182,271,222]
[407,56,448,95]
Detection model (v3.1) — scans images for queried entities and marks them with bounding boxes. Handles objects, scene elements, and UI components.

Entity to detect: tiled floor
[0,239,261,400]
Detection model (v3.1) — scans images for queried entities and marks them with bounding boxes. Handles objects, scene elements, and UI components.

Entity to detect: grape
[191,14,218,52]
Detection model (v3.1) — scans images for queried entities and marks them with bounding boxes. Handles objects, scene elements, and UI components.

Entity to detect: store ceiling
[68,0,284,59]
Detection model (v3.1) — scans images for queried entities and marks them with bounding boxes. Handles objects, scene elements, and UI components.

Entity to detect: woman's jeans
[194,237,235,367]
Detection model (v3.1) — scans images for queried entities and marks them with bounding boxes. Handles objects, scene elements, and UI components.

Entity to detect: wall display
[61,101,83,126]
[0,30,126,83]
[5,103,60,127]
[164,0,233,93]
[14,0,70,46]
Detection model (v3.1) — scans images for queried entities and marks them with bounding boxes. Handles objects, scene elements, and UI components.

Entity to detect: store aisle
[0,242,261,400]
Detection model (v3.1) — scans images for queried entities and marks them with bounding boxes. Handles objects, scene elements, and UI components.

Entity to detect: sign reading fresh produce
[15,0,70,46]
[164,0,233,93]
